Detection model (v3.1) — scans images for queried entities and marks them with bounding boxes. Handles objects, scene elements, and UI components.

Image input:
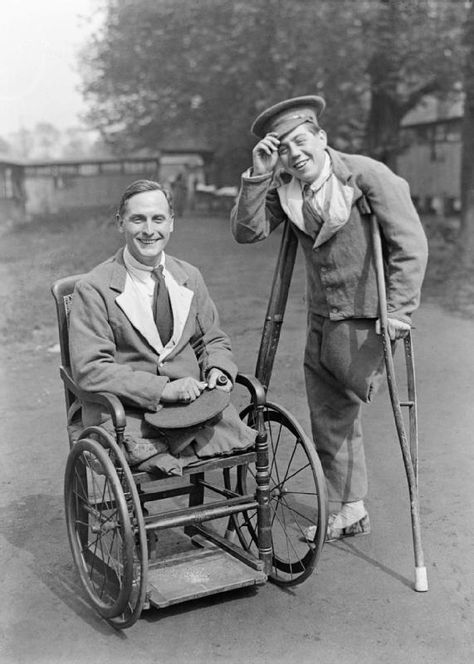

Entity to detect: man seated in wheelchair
[69,179,255,474]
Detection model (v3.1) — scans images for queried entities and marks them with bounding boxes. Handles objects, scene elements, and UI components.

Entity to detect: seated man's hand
[160,377,207,403]
[375,317,411,340]
[207,368,232,393]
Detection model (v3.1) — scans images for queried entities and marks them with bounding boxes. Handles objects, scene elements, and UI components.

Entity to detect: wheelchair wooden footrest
[147,538,266,609]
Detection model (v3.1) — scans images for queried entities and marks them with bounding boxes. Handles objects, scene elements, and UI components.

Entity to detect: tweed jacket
[69,249,237,423]
[231,147,428,323]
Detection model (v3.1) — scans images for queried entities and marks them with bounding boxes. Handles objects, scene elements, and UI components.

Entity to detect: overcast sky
[0,0,100,137]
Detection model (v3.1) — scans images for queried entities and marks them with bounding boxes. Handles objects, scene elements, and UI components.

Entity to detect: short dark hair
[117,180,174,217]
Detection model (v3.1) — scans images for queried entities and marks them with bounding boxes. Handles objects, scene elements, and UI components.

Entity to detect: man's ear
[117,214,124,233]
[318,129,328,147]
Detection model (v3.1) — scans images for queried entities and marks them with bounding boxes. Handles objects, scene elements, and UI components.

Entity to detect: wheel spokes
[235,403,327,585]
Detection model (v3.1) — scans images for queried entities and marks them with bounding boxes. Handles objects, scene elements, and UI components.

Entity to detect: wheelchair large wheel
[79,427,149,630]
[64,437,135,618]
[235,401,328,586]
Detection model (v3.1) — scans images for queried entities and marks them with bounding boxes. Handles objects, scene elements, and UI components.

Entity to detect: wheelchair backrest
[51,274,85,412]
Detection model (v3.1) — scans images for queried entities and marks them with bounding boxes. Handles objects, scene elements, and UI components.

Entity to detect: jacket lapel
[278,148,364,249]
[312,148,362,248]
[115,273,164,353]
[313,180,355,247]
[112,251,195,357]
[278,177,307,233]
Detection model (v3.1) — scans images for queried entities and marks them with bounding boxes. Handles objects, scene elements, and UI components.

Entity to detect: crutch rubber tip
[414,566,428,592]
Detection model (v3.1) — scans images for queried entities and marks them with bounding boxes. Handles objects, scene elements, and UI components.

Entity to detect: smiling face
[278,124,328,184]
[118,189,174,266]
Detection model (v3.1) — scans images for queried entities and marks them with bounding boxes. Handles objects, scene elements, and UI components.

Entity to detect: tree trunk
[364,1,404,170]
[365,80,403,170]
[458,0,474,266]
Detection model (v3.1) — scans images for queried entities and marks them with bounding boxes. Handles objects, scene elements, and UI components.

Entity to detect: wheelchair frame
[51,235,329,629]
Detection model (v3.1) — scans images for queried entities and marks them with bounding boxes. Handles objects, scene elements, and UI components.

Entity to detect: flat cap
[251,95,326,139]
[144,388,230,430]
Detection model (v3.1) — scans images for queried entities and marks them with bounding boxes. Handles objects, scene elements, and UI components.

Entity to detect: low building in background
[23,147,212,219]
[24,156,160,218]
[1,103,465,226]
[398,93,463,216]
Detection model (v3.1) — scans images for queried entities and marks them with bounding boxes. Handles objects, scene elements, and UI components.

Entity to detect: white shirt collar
[303,151,332,194]
[123,246,166,282]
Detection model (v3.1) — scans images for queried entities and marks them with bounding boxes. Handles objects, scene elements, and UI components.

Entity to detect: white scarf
[277,152,355,247]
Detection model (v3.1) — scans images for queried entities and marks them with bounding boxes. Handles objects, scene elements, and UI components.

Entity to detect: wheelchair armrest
[235,373,266,407]
[59,366,127,430]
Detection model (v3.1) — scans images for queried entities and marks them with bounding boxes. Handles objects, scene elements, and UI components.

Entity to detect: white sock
[331,500,366,529]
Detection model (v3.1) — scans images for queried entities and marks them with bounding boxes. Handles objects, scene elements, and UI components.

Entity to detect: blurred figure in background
[172,171,188,217]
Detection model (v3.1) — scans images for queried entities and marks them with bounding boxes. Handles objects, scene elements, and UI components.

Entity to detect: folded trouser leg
[304,314,368,505]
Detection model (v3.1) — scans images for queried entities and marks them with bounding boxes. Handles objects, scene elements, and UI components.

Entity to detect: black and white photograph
[1,1,473,662]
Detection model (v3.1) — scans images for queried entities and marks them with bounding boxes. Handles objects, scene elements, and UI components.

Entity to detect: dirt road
[1,215,473,663]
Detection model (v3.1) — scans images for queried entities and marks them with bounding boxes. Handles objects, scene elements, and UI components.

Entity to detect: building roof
[24,154,161,168]
[402,92,464,127]
[0,152,25,166]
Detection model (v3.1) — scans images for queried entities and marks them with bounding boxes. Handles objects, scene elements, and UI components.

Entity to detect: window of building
[101,162,123,174]
[124,160,157,174]
[58,165,79,176]
[79,163,100,176]
[4,168,13,198]
[445,127,460,142]
[434,125,446,142]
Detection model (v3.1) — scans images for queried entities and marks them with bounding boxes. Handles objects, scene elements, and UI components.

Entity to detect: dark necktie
[302,184,323,238]
[151,266,173,345]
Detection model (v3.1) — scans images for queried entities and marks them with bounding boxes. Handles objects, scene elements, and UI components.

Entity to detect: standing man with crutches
[230,96,428,547]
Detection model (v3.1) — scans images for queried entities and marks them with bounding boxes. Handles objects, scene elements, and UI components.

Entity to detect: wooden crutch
[255,221,298,390]
[368,207,428,592]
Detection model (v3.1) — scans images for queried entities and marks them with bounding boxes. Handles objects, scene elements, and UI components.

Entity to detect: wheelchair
[51,259,329,629]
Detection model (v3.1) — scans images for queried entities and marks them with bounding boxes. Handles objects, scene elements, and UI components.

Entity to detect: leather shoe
[326,512,370,542]
[304,512,370,543]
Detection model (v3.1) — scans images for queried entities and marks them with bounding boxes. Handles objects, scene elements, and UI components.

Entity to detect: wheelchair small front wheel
[64,437,135,619]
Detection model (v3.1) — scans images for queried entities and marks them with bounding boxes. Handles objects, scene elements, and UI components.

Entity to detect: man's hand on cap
[160,377,207,403]
[252,132,280,176]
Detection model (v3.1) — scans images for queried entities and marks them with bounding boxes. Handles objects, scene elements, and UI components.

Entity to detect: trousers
[304,313,387,505]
